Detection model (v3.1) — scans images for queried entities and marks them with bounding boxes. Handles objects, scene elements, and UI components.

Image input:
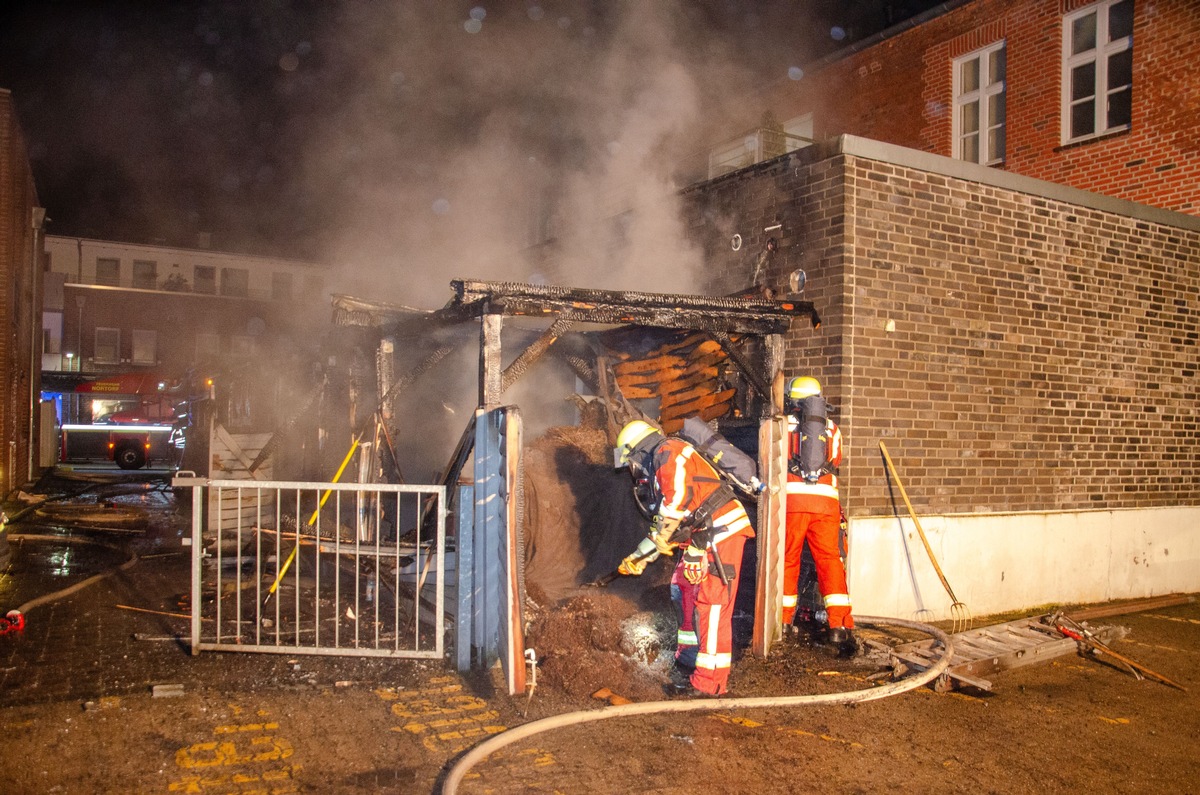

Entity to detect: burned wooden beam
[451,278,818,335]
[708,329,771,400]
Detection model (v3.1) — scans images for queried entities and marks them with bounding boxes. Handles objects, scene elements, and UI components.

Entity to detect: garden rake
[879,441,972,632]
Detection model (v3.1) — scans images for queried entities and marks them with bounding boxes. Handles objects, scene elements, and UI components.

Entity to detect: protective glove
[618,537,660,576]
[649,514,682,556]
[681,545,709,584]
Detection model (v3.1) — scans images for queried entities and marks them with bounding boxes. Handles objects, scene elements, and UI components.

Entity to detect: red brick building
[742,0,1199,216]
[0,89,46,492]
[679,0,1200,620]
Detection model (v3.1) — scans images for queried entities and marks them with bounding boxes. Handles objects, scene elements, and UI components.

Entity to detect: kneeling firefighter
[614,420,754,696]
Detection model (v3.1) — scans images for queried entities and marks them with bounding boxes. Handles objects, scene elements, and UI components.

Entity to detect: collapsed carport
[331,278,821,694]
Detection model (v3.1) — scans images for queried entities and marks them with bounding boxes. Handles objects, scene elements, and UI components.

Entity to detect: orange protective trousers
[783,507,853,630]
[686,532,748,696]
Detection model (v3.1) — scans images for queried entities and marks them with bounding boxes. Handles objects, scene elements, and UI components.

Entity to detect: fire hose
[2,532,139,626]
[441,615,953,794]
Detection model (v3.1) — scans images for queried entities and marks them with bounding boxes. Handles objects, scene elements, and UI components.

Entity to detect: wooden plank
[614,354,687,377]
[679,349,727,376]
[660,381,722,409]
[659,389,736,424]
[663,366,721,391]
[615,367,682,388]
[661,400,733,434]
[617,384,658,400]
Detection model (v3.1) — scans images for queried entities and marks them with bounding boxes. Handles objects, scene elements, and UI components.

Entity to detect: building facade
[0,89,46,492]
[667,0,1200,618]
[716,0,1199,218]
[684,134,1199,618]
[42,236,328,433]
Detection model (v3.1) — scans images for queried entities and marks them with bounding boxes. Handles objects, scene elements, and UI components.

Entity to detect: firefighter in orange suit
[614,420,754,696]
[784,376,855,654]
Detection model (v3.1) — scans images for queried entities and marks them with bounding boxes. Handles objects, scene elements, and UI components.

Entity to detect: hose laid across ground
[5,532,139,616]
[441,615,954,794]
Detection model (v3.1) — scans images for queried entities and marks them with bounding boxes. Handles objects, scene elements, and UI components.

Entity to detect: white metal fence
[179,475,446,659]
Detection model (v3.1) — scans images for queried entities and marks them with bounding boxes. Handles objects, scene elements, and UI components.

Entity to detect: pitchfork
[879,441,972,633]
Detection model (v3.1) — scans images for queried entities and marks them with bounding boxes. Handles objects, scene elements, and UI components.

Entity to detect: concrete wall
[683,134,1200,616]
[849,506,1200,620]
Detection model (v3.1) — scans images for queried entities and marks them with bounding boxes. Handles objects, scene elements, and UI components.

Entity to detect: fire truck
[57,373,187,470]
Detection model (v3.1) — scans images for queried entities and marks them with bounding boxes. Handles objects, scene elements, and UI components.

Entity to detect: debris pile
[521,424,677,700]
[523,591,674,702]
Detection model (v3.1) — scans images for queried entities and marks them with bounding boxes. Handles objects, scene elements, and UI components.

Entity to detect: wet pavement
[0,475,411,709]
[1,469,1197,795]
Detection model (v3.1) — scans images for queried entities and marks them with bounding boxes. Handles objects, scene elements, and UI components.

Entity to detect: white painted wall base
[846,506,1200,622]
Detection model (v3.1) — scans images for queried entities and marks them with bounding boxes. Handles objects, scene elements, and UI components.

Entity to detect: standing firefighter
[614,420,754,696]
[784,376,855,654]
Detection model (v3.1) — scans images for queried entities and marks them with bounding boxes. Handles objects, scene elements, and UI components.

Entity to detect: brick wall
[684,137,1200,520]
[0,90,42,491]
[769,0,1200,217]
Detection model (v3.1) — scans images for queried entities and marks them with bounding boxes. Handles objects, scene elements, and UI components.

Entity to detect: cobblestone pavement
[1,474,1197,795]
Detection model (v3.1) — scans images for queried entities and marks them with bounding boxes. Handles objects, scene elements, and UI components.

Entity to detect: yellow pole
[265,433,363,602]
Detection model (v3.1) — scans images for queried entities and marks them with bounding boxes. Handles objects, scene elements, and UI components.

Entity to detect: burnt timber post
[480,313,503,409]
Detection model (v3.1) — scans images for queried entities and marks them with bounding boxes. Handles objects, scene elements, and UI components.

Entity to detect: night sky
[0,1,945,275]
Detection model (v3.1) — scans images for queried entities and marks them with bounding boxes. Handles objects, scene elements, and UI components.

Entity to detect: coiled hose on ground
[441,615,953,795]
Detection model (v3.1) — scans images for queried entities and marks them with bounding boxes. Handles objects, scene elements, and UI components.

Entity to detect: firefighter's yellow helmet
[615,420,660,466]
[787,376,822,401]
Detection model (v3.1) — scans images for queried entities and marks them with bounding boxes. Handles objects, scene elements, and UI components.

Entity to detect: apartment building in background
[42,235,329,429]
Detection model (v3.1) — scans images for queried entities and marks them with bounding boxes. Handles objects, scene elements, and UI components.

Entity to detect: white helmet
[615,420,661,467]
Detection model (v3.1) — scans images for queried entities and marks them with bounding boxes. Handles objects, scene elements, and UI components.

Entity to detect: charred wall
[682,135,1200,519]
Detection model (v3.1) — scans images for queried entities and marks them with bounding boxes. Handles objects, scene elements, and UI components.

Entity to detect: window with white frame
[954,42,1006,165]
[132,260,157,289]
[94,327,120,364]
[95,258,120,286]
[1063,0,1133,144]
[131,329,157,365]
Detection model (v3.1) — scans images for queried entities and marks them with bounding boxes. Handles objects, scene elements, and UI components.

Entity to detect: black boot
[826,626,857,657]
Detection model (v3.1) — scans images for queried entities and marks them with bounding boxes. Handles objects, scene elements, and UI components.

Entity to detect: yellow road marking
[170,708,301,793]
[1146,614,1200,626]
[779,726,864,748]
[709,714,764,728]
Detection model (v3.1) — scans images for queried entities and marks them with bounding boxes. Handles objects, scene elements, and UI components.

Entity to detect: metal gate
[179,475,446,659]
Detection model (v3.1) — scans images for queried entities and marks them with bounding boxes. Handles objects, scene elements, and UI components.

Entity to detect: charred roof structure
[329,277,819,489]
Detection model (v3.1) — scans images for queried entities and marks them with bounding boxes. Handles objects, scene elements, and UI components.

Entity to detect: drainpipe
[28,207,47,483]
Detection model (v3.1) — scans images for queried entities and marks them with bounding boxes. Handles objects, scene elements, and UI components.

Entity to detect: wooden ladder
[871,615,1128,692]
